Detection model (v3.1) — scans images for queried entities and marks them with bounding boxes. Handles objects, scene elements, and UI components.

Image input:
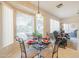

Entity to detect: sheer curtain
[2,4,14,47]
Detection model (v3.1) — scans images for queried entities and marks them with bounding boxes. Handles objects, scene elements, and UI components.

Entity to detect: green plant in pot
[32,31,42,38]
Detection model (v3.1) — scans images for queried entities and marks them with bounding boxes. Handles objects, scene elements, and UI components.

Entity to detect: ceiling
[31,1,79,19]
[6,1,79,19]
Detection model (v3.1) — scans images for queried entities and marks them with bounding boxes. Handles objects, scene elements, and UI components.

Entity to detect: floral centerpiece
[16,36,23,43]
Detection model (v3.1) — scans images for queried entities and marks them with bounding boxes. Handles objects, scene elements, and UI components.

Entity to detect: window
[63,24,75,33]
[36,14,44,35]
[63,24,77,38]
[16,12,34,40]
[50,19,60,33]
[2,4,14,47]
[63,24,69,33]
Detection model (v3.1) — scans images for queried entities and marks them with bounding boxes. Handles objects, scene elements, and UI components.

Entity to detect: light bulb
[36,13,42,18]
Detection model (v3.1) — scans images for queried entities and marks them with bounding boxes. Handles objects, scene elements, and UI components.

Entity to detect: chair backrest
[53,31,58,40]
[19,39,27,58]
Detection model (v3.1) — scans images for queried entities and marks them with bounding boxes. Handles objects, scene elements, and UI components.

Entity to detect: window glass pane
[50,19,60,33]
[63,24,69,33]
[36,14,44,35]
[63,24,73,33]
[63,24,77,38]
[16,12,34,40]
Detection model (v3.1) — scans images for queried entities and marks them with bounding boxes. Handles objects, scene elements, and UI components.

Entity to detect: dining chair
[52,40,61,58]
[19,39,27,58]
[19,39,38,58]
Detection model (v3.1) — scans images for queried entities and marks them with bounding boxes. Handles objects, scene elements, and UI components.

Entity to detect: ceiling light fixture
[36,0,42,18]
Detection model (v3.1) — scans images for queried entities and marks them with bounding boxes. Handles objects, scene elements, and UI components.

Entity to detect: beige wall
[0,3,2,49]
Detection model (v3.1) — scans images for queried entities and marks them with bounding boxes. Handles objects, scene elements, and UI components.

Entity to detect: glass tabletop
[32,43,47,50]
[31,40,50,58]
[25,37,51,58]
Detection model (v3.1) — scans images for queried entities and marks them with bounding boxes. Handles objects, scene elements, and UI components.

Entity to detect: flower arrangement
[25,39,36,45]
[16,36,23,43]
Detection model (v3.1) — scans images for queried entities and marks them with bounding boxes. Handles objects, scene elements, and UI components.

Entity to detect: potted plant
[32,31,42,38]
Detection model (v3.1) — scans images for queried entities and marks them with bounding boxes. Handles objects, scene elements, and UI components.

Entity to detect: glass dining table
[16,35,60,58]
[26,38,51,58]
